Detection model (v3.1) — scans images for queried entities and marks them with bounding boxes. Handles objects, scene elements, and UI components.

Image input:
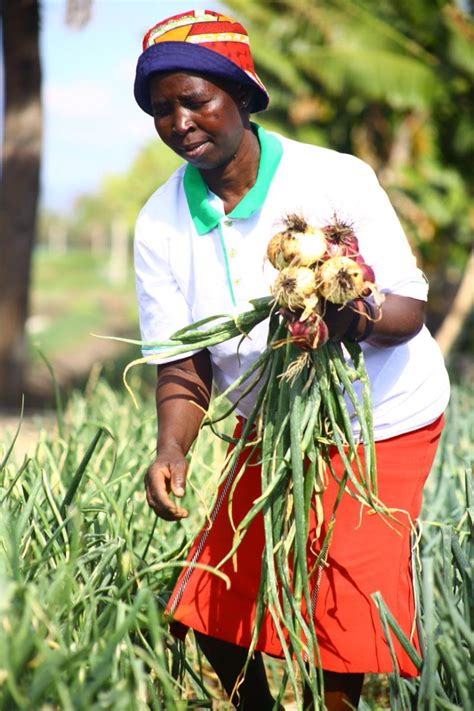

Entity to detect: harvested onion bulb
[287,313,329,350]
[317,256,367,304]
[267,214,327,268]
[266,232,287,270]
[271,266,317,311]
[323,217,359,258]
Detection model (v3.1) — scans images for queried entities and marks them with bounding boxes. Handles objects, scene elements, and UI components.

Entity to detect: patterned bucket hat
[134,9,269,115]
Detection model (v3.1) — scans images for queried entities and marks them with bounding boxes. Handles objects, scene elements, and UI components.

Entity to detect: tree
[0,0,91,408]
[0,0,42,408]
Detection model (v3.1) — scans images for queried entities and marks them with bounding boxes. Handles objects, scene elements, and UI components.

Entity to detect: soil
[0,410,58,463]
[0,336,131,462]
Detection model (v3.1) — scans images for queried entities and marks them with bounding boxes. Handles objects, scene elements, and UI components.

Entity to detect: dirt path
[0,411,57,463]
[1,337,130,463]
[24,333,132,400]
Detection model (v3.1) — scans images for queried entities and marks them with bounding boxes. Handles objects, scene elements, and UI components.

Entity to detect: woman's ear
[236,84,254,112]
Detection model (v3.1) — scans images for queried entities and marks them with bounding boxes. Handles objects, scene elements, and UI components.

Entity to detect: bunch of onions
[267,213,381,348]
[115,212,385,707]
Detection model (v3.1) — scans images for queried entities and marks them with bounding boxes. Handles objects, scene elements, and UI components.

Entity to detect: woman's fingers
[324,301,354,341]
[145,456,189,520]
[170,456,187,498]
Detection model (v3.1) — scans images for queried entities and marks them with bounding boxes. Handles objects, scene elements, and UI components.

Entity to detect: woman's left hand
[324,301,356,341]
[324,293,425,346]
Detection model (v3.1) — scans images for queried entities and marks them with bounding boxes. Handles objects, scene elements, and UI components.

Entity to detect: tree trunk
[435,250,474,359]
[0,0,42,409]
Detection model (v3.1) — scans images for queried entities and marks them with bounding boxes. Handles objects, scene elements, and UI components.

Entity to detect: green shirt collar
[183,123,283,235]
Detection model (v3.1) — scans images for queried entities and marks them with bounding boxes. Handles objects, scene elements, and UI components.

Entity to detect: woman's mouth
[180,141,209,159]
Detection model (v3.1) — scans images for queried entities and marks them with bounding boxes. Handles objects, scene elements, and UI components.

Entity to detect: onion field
[0,376,472,710]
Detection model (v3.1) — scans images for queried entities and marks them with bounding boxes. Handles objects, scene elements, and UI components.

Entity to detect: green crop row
[0,377,472,709]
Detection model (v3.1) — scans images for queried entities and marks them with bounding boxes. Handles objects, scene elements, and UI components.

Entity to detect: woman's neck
[200,126,261,214]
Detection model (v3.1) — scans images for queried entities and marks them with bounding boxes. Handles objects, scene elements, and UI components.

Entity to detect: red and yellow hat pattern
[142,9,267,94]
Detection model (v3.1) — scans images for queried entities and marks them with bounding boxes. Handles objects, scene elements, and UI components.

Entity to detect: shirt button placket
[227,221,242,293]
[220,216,244,303]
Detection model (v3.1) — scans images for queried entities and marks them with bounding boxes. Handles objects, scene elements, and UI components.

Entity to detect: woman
[133,9,450,710]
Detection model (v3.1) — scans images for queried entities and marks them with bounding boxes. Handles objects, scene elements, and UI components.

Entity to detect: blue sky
[37,1,223,212]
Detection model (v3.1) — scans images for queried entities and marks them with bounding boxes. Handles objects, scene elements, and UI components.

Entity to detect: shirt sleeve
[134,210,200,364]
[340,157,429,301]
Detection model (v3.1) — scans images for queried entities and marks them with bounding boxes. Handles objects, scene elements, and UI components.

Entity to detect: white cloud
[125,115,156,141]
[44,80,112,118]
[116,57,139,83]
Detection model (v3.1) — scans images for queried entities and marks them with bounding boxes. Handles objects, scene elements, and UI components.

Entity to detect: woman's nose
[172,108,193,135]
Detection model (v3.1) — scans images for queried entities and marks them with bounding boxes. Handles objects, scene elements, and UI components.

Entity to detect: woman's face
[149,72,248,170]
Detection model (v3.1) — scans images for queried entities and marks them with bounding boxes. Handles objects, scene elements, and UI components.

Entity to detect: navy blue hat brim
[134,42,269,115]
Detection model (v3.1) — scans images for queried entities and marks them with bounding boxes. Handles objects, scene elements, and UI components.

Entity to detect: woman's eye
[186,100,207,111]
[153,106,170,119]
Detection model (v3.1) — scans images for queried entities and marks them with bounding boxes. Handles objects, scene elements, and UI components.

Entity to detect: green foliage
[0,375,472,708]
[0,379,227,709]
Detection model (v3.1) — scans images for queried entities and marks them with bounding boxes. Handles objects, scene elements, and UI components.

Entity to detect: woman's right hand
[144,444,189,521]
[146,351,213,521]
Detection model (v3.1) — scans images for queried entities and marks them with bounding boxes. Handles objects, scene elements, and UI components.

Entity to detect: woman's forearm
[144,350,213,521]
[156,349,213,455]
[366,294,425,347]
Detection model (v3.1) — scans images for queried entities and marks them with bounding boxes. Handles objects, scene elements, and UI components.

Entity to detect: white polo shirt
[134,125,450,440]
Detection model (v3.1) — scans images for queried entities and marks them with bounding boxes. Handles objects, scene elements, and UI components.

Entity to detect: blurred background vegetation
[1,0,473,411]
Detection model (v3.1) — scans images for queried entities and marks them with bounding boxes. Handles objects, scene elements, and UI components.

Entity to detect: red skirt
[166,415,444,676]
